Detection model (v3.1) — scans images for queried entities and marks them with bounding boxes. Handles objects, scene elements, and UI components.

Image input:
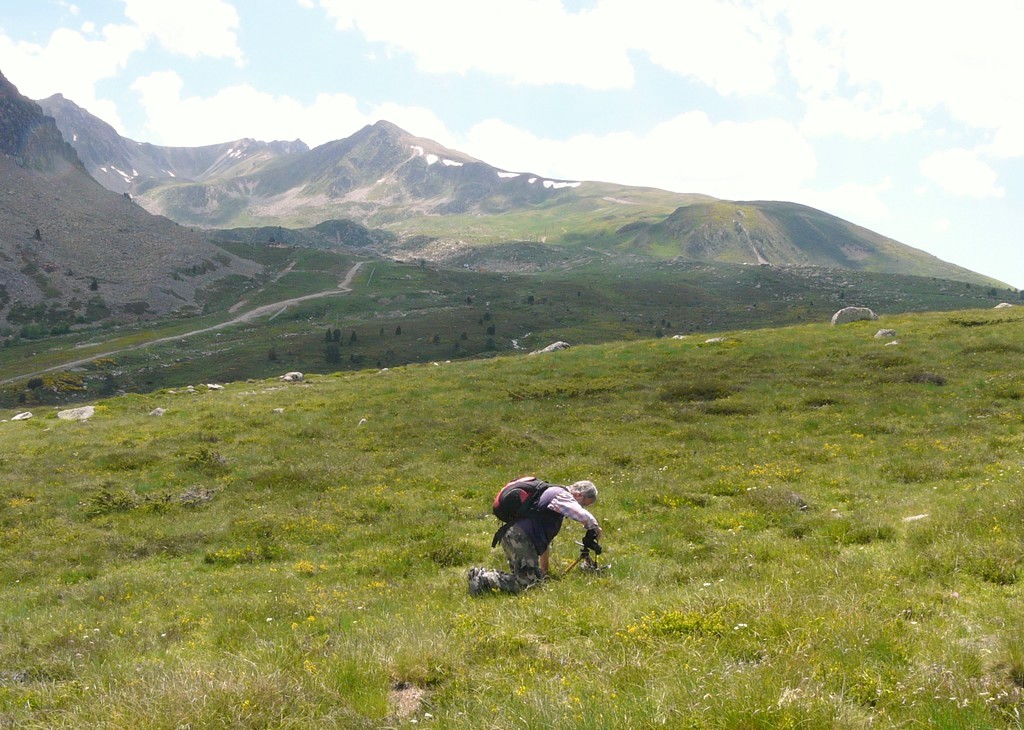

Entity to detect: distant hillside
[211,218,397,250]
[37,94,307,196]
[0,72,262,331]
[615,200,991,283]
[139,120,579,229]
[42,98,1009,288]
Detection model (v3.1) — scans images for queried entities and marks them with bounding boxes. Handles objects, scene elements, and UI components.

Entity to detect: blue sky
[1,0,1021,288]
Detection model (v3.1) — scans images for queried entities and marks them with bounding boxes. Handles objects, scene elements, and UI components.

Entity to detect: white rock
[529,341,571,355]
[994,302,1014,309]
[831,306,878,325]
[57,406,95,421]
[280,372,304,383]
[11,412,32,421]
[149,407,166,416]
[206,383,225,390]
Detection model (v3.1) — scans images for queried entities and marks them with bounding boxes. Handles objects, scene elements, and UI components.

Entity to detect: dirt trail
[229,259,299,313]
[0,261,368,386]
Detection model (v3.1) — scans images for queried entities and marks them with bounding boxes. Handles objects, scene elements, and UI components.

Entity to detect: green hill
[616,200,995,283]
[3,305,1024,727]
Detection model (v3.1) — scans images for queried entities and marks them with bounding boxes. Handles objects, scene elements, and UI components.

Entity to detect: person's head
[569,480,598,508]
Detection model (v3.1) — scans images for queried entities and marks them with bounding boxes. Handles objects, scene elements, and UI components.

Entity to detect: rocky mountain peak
[0,72,84,173]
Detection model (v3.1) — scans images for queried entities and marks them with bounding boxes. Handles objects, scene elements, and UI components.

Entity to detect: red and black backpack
[492,476,550,523]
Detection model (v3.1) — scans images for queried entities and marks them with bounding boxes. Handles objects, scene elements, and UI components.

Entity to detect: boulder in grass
[57,406,95,421]
[280,371,304,383]
[529,341,571,355]
[831,307,878,325]
[11,412,32,421]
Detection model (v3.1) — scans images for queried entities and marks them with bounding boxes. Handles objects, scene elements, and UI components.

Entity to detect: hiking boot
[467,567,484,596]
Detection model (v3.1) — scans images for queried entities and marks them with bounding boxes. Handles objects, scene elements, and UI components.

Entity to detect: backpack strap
[515,483,549,520]
[491,522,512,548]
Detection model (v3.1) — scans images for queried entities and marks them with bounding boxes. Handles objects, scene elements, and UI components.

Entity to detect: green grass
[2,306,1024,726]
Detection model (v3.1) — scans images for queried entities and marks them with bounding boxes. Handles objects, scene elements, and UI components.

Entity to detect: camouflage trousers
[469,525,544,594]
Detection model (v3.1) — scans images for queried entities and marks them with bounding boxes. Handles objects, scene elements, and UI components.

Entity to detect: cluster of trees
[323,328,359,345]
[314,303,504,369]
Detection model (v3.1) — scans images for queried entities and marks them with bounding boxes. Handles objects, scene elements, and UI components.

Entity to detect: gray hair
[570,480,598,502]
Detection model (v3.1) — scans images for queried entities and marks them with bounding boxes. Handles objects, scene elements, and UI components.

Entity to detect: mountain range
[0,72,260,330]
[0,70,1009,335]
[36,94,1003,288]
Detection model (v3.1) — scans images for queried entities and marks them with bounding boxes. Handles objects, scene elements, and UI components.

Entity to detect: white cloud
[779,0,1024,145]
[130,70,452,148]
[463,113,816,201]
[0,23,145,130]
[318,0,633,89]
[123,0,243,65]
[0,1,244,133]
[316,0,1023,147]
[801,94,922,139]
[920,149,1005,199]
[315,0,780,95]
[602,0,781,96]
[985,126,1024,159]
[797,178,894,225]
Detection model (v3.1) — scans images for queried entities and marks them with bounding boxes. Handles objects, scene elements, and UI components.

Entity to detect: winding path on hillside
[0,261,368,386]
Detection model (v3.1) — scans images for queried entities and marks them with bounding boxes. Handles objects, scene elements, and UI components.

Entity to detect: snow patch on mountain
[543,180,581,189]
[109,165,136,183]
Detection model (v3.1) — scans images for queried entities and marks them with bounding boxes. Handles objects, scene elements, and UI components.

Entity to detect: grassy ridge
[2,306,1024,727]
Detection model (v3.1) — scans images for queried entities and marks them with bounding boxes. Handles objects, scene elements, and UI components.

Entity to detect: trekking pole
[563,543,591,576]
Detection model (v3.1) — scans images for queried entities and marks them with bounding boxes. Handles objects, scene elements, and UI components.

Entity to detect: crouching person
[468,478,600,595]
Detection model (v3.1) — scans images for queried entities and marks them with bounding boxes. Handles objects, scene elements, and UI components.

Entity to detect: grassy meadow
[2,305,1024,727]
